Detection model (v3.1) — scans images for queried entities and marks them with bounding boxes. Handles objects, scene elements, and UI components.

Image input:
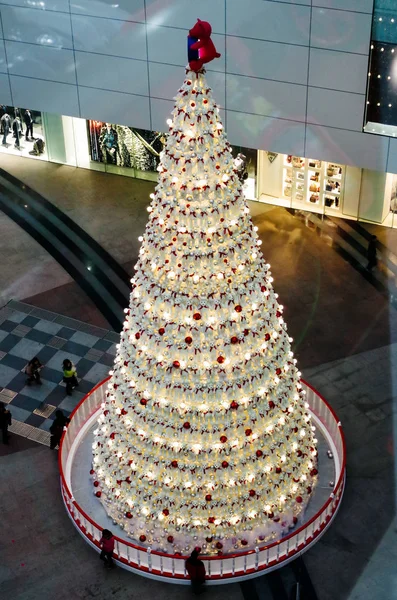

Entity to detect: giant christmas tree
[92,61,318,555]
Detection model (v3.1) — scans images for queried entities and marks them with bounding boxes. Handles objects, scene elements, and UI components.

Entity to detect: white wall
[1,0,394,174]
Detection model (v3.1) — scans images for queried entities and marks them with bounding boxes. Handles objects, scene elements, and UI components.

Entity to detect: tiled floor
[0,301,118,442]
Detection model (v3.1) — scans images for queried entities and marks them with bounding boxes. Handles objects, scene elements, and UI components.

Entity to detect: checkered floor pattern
[0,301,118,446]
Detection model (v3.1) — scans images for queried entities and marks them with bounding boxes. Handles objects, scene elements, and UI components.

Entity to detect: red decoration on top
[188,19,221,72]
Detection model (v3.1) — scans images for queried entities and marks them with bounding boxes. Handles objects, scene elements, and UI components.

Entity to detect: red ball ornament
[234,305,242,313]
[296,496,303,503]
[89,469,95,475]
[162,509,169,516]
[222,461,229,469]
[217,356,225,364]
[171,460,178,468]
[241,540,248,546]
[158,327,165,335]
[208,516,215,524]
[220,435,227,443]
[139,535,147,542]
[276,368,282,376]
[256,450,263,457]
[230,401,238,410]
[276,467,282,474]
[193,312,201,321]
[230,336,238,344]
[173,360,180,368]
[265,333,270,341]
[126,512,132,519]
[249,489,256,497]
[276,311,282,318]
[205,494,212,501]
[268,401,275,409]
[261,285,266,292]
[135,332,140,340]
[167,535,174,543]
[206,536,213,543]
[185,336,193,344]
[216,542,223,549]
[245,428,252,436]
[310,468,318,477]
[95,491,102,497]
[183,422,191,429]
[94,481,99,487]
[140,398,147,406]
[307,486,312,494]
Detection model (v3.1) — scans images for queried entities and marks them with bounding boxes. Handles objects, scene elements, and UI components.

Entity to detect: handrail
[59,377,345,578]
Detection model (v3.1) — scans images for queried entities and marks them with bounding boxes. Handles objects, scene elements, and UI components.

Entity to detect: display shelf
[323,161,344,212]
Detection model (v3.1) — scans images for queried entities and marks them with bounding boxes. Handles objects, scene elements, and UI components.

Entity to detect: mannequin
[24,109,34,141]
[12,115,22,149]
[1,111,11,145]
[234,152,248,182]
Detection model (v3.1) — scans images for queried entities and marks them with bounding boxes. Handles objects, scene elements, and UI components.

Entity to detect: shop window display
[0,106,46,160]
[281,154,345,214]
[231,145,257,200]
[88,120,165,175]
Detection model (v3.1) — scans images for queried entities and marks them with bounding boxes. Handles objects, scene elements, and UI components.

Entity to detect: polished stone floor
[0,155,396,599]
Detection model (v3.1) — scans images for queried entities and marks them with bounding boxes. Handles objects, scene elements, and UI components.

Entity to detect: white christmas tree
[91,67,318,555]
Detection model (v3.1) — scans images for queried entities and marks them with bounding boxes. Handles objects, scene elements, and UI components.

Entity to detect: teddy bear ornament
[188,19,221,71]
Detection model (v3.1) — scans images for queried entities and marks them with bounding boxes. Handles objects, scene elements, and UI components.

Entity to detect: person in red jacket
[185,548,206,594]
[99,529,115,568]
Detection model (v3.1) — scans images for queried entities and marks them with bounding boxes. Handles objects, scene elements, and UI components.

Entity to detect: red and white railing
[59,377,346,584]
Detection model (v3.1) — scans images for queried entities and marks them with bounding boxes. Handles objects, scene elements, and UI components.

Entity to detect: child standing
[62,359,78,395]
[99,529,115,568]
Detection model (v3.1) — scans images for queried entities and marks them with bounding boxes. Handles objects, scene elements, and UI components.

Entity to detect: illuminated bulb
[172,177,179,183]
[252,303,257,310]
[147,206,152,212]
[138,236,143,242]
[245,353,251,360]
[166,118,172,126]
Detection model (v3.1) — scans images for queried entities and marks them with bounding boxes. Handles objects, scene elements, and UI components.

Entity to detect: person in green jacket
[62,358,79,395]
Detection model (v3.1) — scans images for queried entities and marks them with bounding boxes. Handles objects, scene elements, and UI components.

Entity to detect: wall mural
[88,121,165,171]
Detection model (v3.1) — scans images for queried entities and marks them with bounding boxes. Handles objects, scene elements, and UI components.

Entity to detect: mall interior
[0,1,397,600]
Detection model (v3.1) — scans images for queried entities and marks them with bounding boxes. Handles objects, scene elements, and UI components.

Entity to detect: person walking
[99,529,115,568]
[0,402,12,445]
[185,549,206,595]
[62,359,78,395]
[25,357,43,385]
[367,235,378,272]
[24,109,34,141]
[49,409,70,450]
